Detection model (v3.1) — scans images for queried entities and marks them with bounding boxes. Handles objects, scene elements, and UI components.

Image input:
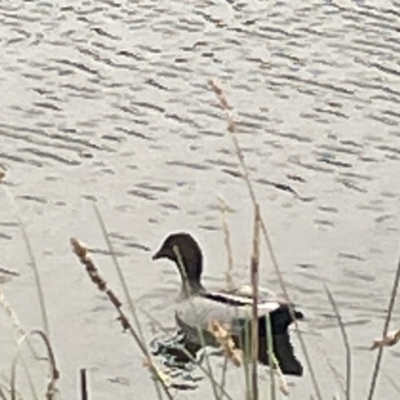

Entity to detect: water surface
[0,0,400,398]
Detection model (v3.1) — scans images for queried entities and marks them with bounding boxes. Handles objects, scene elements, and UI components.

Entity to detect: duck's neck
[180,279,205,298]
[176,256,205,298]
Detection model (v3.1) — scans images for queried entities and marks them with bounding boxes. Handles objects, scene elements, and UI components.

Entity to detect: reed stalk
[173,245,221,400]
[10,335,39,400]
[142,309,236,400]
[324,285,351,400]
[218,353,229,400]
[208,78,322,400]
[218,197,235,291]
[31,330,59,400]
[265,315,276,400]
[367,249,400,400]
[70,238,174,400]
[92,204,146,344]
[3,187,49,338]
[0,384,8,400]
[250,204,260,400]
[80,369,88,400]
[92,205,165,400]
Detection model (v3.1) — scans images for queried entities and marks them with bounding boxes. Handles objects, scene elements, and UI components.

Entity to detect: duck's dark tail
[258,332,303,376]
[235,305,304,376]
[258,305,304,375]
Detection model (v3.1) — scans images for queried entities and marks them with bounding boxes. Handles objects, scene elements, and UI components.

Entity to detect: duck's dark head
[152,232,204,294]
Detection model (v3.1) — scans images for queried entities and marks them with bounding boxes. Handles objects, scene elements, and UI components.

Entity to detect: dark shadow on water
[150,325,303,390]
[150,331,204,390]
[151,330,202,367]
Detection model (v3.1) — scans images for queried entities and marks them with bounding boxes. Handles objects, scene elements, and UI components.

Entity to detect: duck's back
[175,292,282,345]
[175,292,303,376]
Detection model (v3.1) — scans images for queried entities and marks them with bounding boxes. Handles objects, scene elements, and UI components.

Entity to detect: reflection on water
[151,330,202,368]
[0,0,400,398]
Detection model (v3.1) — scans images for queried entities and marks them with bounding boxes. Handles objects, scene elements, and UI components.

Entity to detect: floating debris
[370,328,400,350]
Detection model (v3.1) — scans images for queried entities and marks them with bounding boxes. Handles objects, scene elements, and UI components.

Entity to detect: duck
[152,232,304,376]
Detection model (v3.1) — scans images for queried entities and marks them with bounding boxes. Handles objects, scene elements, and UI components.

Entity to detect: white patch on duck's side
[210,291,281,313]
[257,301,281,313]
[236,284,277,300]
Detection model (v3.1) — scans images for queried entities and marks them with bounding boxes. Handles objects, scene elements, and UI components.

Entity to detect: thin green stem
[266,315,276,400]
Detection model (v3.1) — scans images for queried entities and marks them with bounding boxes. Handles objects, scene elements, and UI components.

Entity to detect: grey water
[0,0,400,398]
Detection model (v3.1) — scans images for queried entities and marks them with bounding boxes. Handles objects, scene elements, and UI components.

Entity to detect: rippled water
[1,0,400,398]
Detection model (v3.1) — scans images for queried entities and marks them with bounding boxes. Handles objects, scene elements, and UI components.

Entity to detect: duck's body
[153,232,303,376]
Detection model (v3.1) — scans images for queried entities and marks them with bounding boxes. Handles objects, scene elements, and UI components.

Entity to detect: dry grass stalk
[92,204,147,346]
[80,369,88,400]
[274,363,289,396]
[143,358,199,391]
[217,197,236,291]
[3,186,50,339]
[261,321,289,397]
[264,315,277,400]
[208,321,242,367]
[0,384,9,400]
[142,358,172,387]
[367,251,400,400]
[324,285,351,400]
[208,78,322,400]
[208,79,231,114]
[142,310,235,400]
[173,246,222,399]
[31,330,59,400]
[10,336,40,400]
[250,204,260,400]
[0,287,26,345]
[70,238,174,400]
[0,166,5,183]
[93,207,173,398]
[370,328,400,350]
[315,340,346,396]
[0,289,45,395]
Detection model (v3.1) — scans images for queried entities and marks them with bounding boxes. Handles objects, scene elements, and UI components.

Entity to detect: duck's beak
[152,248,165,260]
